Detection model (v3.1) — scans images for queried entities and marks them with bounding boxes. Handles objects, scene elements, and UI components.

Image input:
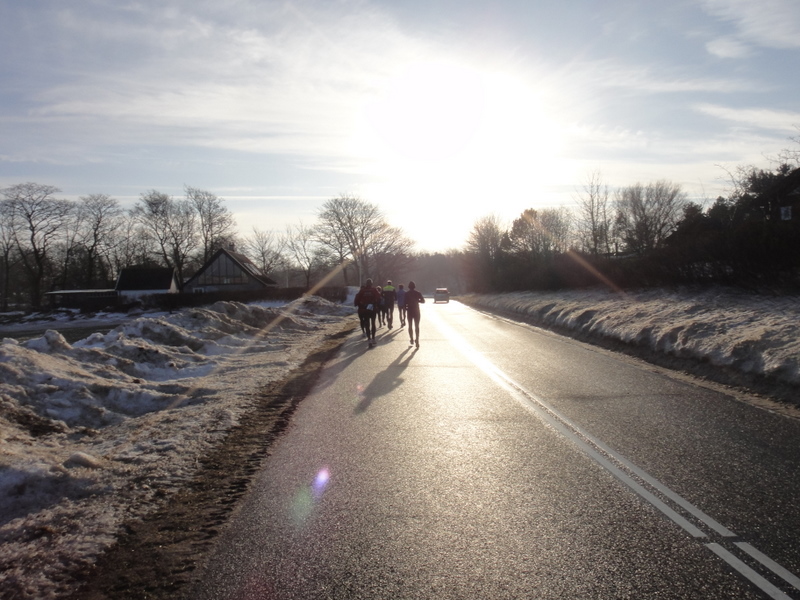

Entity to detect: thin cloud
[695,103,800,132]
[567,60,757,95]
[701,0,800,50]
[705,37,751,59]
[1,1,432,163]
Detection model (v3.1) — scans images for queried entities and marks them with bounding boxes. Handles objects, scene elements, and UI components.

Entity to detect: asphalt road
[192,301,800,599]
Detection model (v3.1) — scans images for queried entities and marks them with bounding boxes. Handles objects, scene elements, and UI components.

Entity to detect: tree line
[4,158,798,311]
[0,185,413,311]
[463,164,800,293]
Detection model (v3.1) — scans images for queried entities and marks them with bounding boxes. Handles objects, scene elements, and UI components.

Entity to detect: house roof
[185,248,278,287]
[116,267,178,291]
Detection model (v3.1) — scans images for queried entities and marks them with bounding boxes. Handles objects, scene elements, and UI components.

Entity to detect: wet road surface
[192,301,800,599]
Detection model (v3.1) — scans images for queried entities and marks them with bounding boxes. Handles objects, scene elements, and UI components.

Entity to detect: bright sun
[357,59,565,182]
[353,59,570,250]
[364,60,488,161]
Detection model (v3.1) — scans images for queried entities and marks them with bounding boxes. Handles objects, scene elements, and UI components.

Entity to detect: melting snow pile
[0,296,355,599]
[464,287,800,386]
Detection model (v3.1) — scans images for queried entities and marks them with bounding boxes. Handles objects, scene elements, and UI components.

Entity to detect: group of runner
[354,279,425,348]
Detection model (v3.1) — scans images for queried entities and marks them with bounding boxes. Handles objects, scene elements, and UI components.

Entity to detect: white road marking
[737,543,800,592]
[429,310,800,598]
[707,544,794,600]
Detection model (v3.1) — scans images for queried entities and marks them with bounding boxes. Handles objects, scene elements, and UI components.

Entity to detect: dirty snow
[2,286,799,599]
[0,295,357,600]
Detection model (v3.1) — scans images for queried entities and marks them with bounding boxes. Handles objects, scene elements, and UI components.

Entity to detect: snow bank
[463,287,800,386]
[0,296,355,599]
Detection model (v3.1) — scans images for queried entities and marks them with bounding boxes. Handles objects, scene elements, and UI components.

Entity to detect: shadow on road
[354,346,417,414]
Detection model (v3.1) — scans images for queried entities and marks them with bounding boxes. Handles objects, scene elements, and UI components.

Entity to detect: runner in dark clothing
[354,279,381,347]
[382,280,396,329]
[375,286,384,327]
[403,280,425,348]
[395,284,406,327]
[354,285,370,339]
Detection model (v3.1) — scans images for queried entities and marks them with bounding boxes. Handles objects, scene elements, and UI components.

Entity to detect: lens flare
[291,467,332,525]
[355,383,365,404]
[313,468,330,497]
[291,488,313,525]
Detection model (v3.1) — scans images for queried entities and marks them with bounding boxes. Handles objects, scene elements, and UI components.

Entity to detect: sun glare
[352,59,570,251]
[357,60,566,182]
[364,60,487,161]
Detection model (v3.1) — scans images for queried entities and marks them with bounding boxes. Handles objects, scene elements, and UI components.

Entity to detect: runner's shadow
[380,326,406,342]
[312,325,373,394]
[354,347,417,414]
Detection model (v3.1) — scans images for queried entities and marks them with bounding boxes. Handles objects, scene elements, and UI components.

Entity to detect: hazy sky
[2,0,799,252]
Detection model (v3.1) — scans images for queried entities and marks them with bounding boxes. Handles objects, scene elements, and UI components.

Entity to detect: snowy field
[2,286,799,598]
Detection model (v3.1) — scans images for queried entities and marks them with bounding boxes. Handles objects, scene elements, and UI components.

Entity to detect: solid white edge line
[736,543,800,592]
[471,308,800,589]
[706,544,794,600]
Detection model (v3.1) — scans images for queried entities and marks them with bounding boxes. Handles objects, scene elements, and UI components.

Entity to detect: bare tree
[508,208,571,260]
[167,199,199,283]
[467,214,505,261]
[185,186,235,264]
[131,190,198,283]
[776,124,800,167]
[614,180,687,255]
[575,170,612,256]
[54,201,85,290]
[78,193,124,286]
[508,209,545,260]
[541,207,572,254]
[364,224,415,284]
[0,204,18,310]
[315,194,389,284]
[1,183,72,308]
[284,222,324,288]
[243,227,285,276]
[109,221,154,275]
[131,190,172,265]
[314,199,355,284]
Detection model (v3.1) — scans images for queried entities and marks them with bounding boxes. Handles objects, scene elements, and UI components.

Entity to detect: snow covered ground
[462,287,800,388]
[0,295,357,599]
[1,286,799,598]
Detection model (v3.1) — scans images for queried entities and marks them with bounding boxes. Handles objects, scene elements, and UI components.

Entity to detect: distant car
[433,288,450,303]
